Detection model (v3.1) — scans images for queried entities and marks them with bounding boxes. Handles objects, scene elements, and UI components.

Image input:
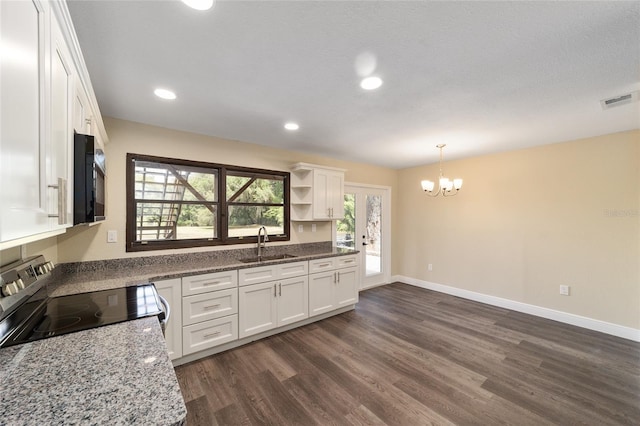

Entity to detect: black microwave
[74,133,106,225]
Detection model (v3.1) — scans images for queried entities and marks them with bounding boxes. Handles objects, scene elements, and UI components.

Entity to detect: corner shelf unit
[290,163,346,221]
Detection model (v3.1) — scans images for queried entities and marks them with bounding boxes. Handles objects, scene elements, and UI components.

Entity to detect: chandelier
[421,144,463,197]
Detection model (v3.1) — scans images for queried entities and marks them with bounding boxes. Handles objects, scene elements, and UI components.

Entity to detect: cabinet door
[49,16,74,229]
[0,0,50,242]
[155,278,183,360]
[312,169,331,219]
[328,170,345,219]
[312,168,344,220]
[335,267,359,308]
[308,271,336,317]
[238,281,277,338]
[277,276,309,326]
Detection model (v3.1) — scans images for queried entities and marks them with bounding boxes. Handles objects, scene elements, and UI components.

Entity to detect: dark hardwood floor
[174,282,640,425]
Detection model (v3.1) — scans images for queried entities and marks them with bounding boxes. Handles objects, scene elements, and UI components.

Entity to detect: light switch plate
[107,230,117,243]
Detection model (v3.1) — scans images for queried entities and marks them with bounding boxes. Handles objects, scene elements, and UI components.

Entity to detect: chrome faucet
[257,226,269,259]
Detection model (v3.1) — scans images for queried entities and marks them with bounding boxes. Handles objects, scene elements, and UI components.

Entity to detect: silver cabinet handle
[204,331,221,339]
[274,284,277,297]
[279,283,282,296]
[337,272,341,283]
[318,263,331,268]
[202,281,220,286]
[47,177,67,225]
[203,304,220,310]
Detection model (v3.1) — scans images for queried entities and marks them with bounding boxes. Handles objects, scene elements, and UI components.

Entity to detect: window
[126,154,289,252]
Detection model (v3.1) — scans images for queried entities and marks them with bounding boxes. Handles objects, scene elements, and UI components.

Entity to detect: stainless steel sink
[239,254,297,263]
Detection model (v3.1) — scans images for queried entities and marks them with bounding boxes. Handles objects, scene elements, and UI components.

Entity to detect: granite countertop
[0,242,355,425]
[0,317,186,426]
[50,243,357,297]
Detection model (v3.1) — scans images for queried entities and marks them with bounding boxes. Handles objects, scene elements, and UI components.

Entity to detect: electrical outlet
[107,230,117,243]
[428,264,433,271]
[298,225,304,233]
[559,285,570,296]
[312,224,316,232]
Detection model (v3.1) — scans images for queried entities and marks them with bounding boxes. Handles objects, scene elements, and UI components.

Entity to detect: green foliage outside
[337,194,355,235]
[174,173,284,228]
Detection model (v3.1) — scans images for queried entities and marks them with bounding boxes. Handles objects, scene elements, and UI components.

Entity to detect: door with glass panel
[336,185,390,289]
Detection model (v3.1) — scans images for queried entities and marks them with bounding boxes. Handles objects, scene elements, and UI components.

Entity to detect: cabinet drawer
[336,255,358,269]
[182,314,238,356]
[309,257,336,273]
[278,261,308,279]
[182,288,238,326]
[239,265,278,286]
[182,270,237,296]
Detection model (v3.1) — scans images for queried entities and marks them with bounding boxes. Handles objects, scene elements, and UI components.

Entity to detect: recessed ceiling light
[154,88,176,100]
[360,76,383,90]
[284,122,299,131]
[181,0,215,11]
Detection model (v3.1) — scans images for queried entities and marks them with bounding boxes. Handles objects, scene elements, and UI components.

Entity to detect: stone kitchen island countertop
[0,317,186,426]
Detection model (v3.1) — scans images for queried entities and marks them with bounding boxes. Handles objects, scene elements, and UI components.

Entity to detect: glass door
[336,184,390,289]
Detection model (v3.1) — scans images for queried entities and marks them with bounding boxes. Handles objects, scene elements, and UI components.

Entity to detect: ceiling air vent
[600,90,639,110]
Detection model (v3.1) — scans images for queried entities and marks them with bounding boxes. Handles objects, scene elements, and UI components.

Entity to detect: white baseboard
[391,275,640,343]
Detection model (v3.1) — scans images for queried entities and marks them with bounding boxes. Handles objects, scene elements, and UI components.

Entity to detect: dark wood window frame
[126,153,290,252]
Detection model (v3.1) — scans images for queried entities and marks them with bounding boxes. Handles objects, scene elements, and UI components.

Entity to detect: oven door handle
[158,295,170,332]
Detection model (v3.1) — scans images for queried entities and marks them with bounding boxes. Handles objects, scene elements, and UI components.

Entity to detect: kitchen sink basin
[239,254,297,263]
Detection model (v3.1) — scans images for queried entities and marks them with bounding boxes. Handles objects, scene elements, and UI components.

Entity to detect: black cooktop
[0,284,164,348]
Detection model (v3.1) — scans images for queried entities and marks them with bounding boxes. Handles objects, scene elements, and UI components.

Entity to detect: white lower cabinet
[309,255,359,317]
[164,255,357,363]
[155,278,183,361]
[238,275,309,338]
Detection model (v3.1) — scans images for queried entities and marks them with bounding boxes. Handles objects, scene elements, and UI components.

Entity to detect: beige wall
[56,117,398,262]
[396,130,639,329]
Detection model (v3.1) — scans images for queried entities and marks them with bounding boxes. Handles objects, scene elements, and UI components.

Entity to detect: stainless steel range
[0,256,167,348]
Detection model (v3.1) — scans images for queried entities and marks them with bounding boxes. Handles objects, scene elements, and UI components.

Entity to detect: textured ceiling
[67,1,640,169]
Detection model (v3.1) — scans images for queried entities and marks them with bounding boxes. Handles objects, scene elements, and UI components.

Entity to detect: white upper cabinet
[290,163,346,221]
[0,0,51,242]
[0,0,107,248]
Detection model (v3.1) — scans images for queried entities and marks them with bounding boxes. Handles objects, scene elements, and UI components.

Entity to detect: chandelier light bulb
[421,180,435,192]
